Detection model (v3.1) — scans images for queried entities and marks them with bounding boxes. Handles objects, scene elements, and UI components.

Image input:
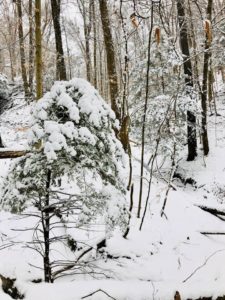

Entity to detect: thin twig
[81,289,117,300]
[183,249,225,283]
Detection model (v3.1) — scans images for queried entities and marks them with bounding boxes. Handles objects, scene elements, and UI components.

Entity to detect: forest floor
[1,80,225,299]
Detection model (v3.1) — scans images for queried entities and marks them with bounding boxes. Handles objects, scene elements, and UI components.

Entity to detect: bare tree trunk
[3,14,17,81]
[99,47,104,96]
[92,1,97,88]
[177,0,197,161]
[187,0,200,89]
[28,0,34,96]
[35,0,43,100]
[200,0,212,156]
[8,46,16,82]
[137,3,154,219]
[4,4,17,81]
[0,50,5,73]
[80,0,93,82]
[43,170,52,283]
[119,0,132,189]
[208,63,214,113]
[62,17,72,80]
[98,0,120,121]
[16,0,29,97]
[51,0,67,81]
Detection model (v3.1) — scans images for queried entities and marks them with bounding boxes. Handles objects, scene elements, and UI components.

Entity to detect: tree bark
[98,0,120,121]
[51,0,67,81]
[35,0,43,100]
[177,0,197,161]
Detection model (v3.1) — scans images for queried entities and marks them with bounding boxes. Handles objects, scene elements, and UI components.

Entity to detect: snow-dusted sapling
[2,78,128,282]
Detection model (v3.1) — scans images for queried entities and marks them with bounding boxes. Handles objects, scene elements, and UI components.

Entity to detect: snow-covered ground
[1,81,225,300]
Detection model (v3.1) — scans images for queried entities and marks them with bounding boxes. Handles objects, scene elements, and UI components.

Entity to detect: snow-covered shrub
[129,35,201,157]
[0,73,9,114]
[1,78,128,281]
[0,73,9,99]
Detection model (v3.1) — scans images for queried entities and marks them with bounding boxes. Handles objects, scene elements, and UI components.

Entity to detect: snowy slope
[1,82,225,299]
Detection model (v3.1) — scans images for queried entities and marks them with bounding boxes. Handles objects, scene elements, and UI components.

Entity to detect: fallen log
[197,205,225,221]
[0,150,27,159]
[176,290,225,300]
[200,232,225,235]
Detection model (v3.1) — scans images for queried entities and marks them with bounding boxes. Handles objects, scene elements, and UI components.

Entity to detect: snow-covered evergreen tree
[1,78,128,281]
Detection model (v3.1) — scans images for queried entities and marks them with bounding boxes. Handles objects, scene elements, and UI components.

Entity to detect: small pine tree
[2,78,128,282]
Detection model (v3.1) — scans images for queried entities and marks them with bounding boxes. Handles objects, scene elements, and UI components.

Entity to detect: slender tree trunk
[98,0,120,121]
[62,17,72,80]
[8,46,16,82]
[51,0,67,81]
[201,0,212,156]
[92,1,97,88]
[43,170,52,283]
[119,0,132,189]
[99,48,104,96]
[28,0,34,96]
[187,0,200,89]
[81,0,93,82]
[35,0,43,100]
[177,0,197,161]
[137,4,154,219]
[5,5,17,81]
[208,63,213,113]
[16,0,29,97]
[123,183,134,238]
